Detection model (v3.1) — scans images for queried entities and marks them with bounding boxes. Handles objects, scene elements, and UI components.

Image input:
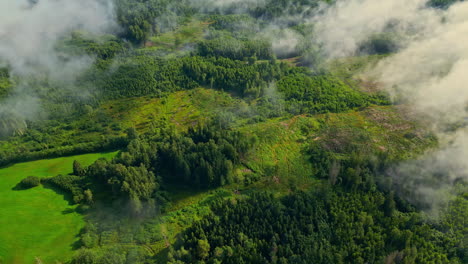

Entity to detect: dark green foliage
[383,191,396,217]
[116,0,194,43]
[102,62,159,96]
[181,56,282,97]
[158,124,251,188]
[220,0,325,20]
[440,186,468,262]
[87,160,158,201]
[359,34,400,55]
[93,55,197,98]
[45,132,160,209]
[0,67,11,98]
[206,14,256,33]
[44,174,86,204]
[19,176,41,189]
[308,142,334,179]
[1,26,381,166]
[47,155,164,214]
[171,190,459,264]
[72,246,146,264]
[277,73,370,114]
[197,36,273,60]
[0,135,127,167]
[307,142,381,190]
[62,32,126,64]
[72,224,161,263]
[428,0,463,8]
[45,122,251,213]
[73,160,86,176]
[116,0,169,43]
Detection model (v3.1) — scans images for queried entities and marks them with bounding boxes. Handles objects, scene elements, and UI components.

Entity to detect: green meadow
[0,152,117,264]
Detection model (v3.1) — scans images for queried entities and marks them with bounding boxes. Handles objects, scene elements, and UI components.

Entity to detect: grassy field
[102,88,237,132]
[239,115,317,190]
[0,151,117,264]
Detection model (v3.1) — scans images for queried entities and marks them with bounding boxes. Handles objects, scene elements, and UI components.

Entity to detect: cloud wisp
[311,0,468,212]
[0,0,117,133]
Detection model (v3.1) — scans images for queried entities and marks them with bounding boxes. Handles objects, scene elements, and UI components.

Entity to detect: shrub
[20,176,41,189]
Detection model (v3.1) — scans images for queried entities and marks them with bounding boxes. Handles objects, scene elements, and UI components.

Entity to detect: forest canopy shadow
[42,181,76,206]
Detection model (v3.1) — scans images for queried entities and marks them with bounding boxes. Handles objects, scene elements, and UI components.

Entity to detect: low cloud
[0,0,116,76]
[0,0,117,133]
[300,0,468,212]
[311,0,437,58]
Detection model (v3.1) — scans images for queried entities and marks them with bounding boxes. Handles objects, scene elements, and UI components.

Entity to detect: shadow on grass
[153,247,170,263]
[62,208,76,214]
[0,163,14,170]
[11,182,37,191]
[42,182,76,206]
[71,228,85,250]
[165,184,206,202]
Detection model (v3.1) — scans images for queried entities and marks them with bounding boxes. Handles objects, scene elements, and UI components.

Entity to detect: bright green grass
[102,88,236,132]
[239,115,316,188]
[0,151,117,264]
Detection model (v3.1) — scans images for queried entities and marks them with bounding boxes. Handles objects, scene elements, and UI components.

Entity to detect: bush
[44,174,85,204]
[20,176,41,189]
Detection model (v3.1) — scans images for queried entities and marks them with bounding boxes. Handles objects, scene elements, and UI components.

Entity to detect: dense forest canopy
[0,0,466,263]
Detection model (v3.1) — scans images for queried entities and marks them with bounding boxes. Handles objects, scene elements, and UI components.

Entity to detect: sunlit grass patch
[0,151,117,264]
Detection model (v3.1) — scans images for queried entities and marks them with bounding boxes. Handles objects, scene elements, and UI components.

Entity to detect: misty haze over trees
[0,0,466,263]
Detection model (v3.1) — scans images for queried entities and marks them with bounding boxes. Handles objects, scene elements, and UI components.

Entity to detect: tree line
[169,188,465,264]
[44,121,253,215]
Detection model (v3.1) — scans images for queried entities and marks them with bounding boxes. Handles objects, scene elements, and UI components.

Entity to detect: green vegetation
[171,190,460,263]
[18,176,41,189]
[148,20,208,51]
[1,1,466,263]
[0,67,10,98]
[0,152,117,264]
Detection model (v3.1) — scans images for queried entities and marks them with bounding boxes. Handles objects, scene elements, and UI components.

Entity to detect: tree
[73,160,85,176]
[197,239,210,260]
[383,191,396,217]
[126,127,139,141]
[84,189,94,205]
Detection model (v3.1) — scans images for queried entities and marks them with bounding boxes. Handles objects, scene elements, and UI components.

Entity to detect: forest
[0,0,466,264]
